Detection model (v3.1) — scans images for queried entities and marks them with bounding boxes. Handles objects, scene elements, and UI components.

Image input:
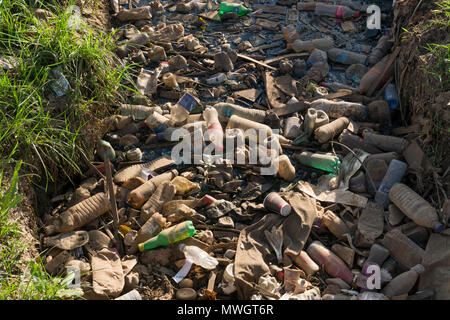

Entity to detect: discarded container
[97,139,116,162]
[389,183,444,232]
[375,159,408,208]
[367,36,392,66]
[381,229,425,269]
[382,264,425,297]
[218,2,252,17]
[227,115,272,141]
[346,63,368,84]
[115,6,152,22]
[113,156,174,185]
[171,176,201,195]
[275,155,296,181]
[359,55,394,94]
[288,38,334,53]
[293,151,340,173]
[282,25,300,43]
[141,181,176,222]
[314,117,349,143]
[170,93,200,124]
[307,241,354,284]
[132,213,166,251]
[314,3,359,19]
[263,192,292,216]
[44,230,89,250]
[362,130,409,153]
[327,48,367,65]
[179,244,218,270]
[214,52,234,72]
[115,289,142,300]
[128,169,178,208]
[307,49,328,67]
[120,104,162,120]
[138,220,196,251]
[162,72,179,90]
[284,116,302,139]
[310,99,367,120]
[293,250,320,275]
[384,83,399,110]
[144,112,172,133]
[322,210,351,240]
[203,107,224,151]
[206,73,227,85]
[44,193,110,235]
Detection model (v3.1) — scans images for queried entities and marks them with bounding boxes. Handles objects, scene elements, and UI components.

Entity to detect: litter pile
[40,0,450,300]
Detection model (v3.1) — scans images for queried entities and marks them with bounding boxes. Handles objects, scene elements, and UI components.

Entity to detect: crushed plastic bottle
[179,244,218,270]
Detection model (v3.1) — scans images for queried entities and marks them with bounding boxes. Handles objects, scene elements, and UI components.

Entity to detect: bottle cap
[355,11,360,18]
[138,243,145,252]
[432,221,444,233]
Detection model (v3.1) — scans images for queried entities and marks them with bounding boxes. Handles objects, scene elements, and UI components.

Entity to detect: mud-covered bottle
[327,48,367,65]
[362,130,409,153]
[381,264,425,297]
[359,55,394,94]
[314,3,359,19]
[321,210,351,240]
[367,36,392,66]
[389,183,444,232]
[44,193,110,235]
[288,38,334,53]
[314,117,349,143]
[212,102,266,123]
[113,156,174,185]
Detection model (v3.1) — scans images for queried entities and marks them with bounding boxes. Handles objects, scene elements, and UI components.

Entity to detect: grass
[0,0,135,189]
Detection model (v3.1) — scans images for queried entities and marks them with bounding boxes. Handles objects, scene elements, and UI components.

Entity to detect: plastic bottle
[226,115,272,141]
[307,49,328,67]
[212,103,266,123]
[284,116,302,139]
[115,289,142,300]
[130,213,167,253]
[288,38,334,53]
[389,183,444,232]
[364,244,390,268]
[303,108,329,138]
[383,83,399,110]
[113,156,174,185]
[144,112,172,133]
[366,100,392,131]
[171,176,201,195]
[44,230,89,250]
[119,104,162,121]
[97,139,116,162]
[162,72,179,90]
[203,107,224,151]
[382,264,425,297]
[374,160,408,208]
[44,193,110,235]
[293,151,340,173]
[218,2,252,17]
[179,244,218,270]
[314,3,359,18]
[338,129,383,154]
[170,93,200,124]
[322,210,351,240]
[206,73,227,85]
[362,130,409,153]
[346,63,368,84]
[327,48,367,65]
[275,155,296,181]
[359,55,394,95]
[293,250,320,275]
[381,229,425,269]
[314,117,350,143]
[141,181,176,222]
[309,99,367,121]
[367,36,392,66]
[138,220,196,251]
[128,169,178,208]
[307,241,354,284]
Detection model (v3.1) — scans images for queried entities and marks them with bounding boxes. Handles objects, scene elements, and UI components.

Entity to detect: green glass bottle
[138,220,196,252]
[293,151,341,174]
[219,2,252,17]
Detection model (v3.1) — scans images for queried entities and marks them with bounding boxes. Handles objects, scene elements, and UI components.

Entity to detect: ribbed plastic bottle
[288,38,334,53]
[130,213,167,253]
[375,159,408,208]
[321,210,351,240]
[293,151,340,173]
[140,181,176,222]
[113,156,174,185]
[179,244,218,270]
[44,193,110,235]
[293,250,320,275]
[203,107,224,151]
[389,183,444,232]
[327,48,367,65]
[359,55,394,94]
[367,36,392,66]
[212,103,266,123]
[314,117,350,143]
[309,99,367,121]
[128,169,178,208]
[119,104,162,120]
[307,241,354,284]
[362,130,409,153]
[144,112,172,133]
[381,264,425,297]
[138,220,196,251]
[314,3,359,19]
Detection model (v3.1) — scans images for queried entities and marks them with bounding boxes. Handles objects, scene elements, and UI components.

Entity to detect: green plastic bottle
[219,2,252,17]
[293,151,341,174]
[138,221,196,252]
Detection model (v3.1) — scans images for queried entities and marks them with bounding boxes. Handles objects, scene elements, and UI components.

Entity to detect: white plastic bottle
[206,73,227,85]
[203,107,224,151]
[179,244,218,270]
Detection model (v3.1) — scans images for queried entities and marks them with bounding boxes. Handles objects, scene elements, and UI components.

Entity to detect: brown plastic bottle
[113,156,174,185]
[293,250,320,275]
[381,229,425,269]
[322,210,351,240]
[381,264,425,297]
[389,183,444,232]
[314,117,349,143]
[359,55,394,94]
[362,130,409,153]
[44,193,110,235]
[338,129,383,154]
[275,154,296,181]
[128,169,178,208]
[309,99,367,121]
[288,38,334,53]
[367,36,392,66]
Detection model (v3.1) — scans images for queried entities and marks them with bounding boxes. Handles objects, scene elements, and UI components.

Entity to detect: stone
[331,244,355,268]
[217,216,235,228]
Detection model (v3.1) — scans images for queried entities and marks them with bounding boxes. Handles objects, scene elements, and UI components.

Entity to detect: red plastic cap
[355,11,360,18]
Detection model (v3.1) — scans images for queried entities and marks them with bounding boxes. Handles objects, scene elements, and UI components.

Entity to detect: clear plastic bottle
[314,3,359,19]
[384,83,399,110]
[309,99,368,121]
[327,48,367,65]
[212,102,266,122]
[203,107,224,151]
[375,159,408,208]
[179,244,218,270]
[206,73,227,85]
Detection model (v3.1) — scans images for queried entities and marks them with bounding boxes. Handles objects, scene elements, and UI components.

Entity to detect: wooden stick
[237,53,277,70]
[105,159,119,230]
